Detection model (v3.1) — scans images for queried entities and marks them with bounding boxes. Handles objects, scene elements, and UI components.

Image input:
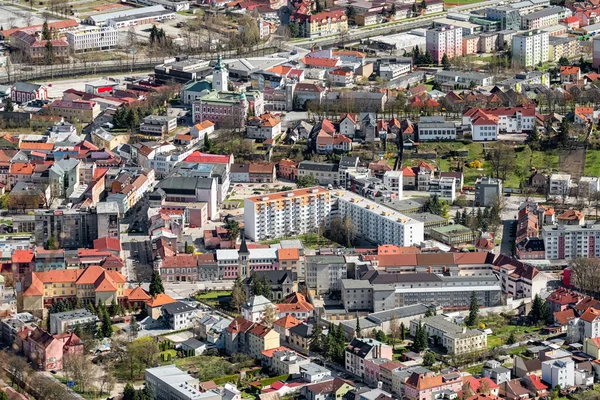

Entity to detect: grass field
[585,149,600,177]
[444,0,487,6]
[480,314,542,349]
[410,143,559,188]
[195,290,233,309]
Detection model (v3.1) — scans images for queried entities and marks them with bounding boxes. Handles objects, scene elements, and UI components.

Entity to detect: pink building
[345,338,394,378]
[404,371,463,400]
[22,328,84,371]
[364,358,388,386]
[426,26,463,65]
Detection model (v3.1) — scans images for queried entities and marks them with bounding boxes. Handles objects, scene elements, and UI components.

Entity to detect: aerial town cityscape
[3,0,600,398]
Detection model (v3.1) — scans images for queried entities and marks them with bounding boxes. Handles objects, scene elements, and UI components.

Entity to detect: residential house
[22,328,83,371]
[345,338,393,378]
[248,323,280,359]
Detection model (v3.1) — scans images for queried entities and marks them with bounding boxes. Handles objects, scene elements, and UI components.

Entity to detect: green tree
[558,56,569,66]
[4,97,13,113]
[441,53,450,70]
[557,118,570,147]
[400,322,406,341]
[355,314,361,338]
[46,237,59,250]
[310,324,324,352]
[420,0,426,8]
[375,330,387,342]
[530,294,549,325]
[423,351,436,366]
[203,133,213,152]
[345,6,357,20]
[506,331,516,345]
[123,383,136,400]
[149,271,164,296]
[297,174,317,188]
[42,20,51,41]
[390,3,397,16]
[411,2,417,13]
[289,21,300,38]
[44,40,54,65]
[101,309,113,338]
[466,292,479,327]
[225,219,241,241]
[231,276,246,312]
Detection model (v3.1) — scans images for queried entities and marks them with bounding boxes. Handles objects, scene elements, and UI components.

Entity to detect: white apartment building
[426,26,463,65]
[379,63,411,81]
[65,27,118,53]
[333,190,424,246]
[542,359,574,389]
[581,307,600,339]
[542,224,600,260]
[409,315,487,355]
[512,29,549,68]
[429,176,456,202]
[244,187,331,241]
[549,173,571,196]
[383,170,403,199]
[579,176,599,198]
[146,365,221,400]
[498,263,548,300]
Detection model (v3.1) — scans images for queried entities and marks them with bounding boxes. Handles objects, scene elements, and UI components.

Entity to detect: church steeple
[212,54,228,92]
[238,229,249,278]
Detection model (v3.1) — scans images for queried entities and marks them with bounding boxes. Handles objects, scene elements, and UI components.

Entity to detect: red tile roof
[12,249,34,263]
[93,236,121,252]
[146,293,176,307]
[184,151,232,164]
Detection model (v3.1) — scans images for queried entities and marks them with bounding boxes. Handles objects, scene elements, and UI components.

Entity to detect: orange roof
[560,66,580,75]
[12,249,34,263]
[301,56,339,68]
[195,120,215,130]
[93,236,121,252]
[249,323,273,338]
[273,315,302,329]
[146,293,176,307]
[18,142,54,151]
[9,163,34,175]
[402,167,416,177]
[581,307,600,323]
[557,209,584,221]
[278,248,300,261]
[261,346,292,358]
[245,186,328,204]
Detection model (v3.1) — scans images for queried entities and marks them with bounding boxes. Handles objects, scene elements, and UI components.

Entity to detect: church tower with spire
[212,54,228,92]
[238,230,250,278]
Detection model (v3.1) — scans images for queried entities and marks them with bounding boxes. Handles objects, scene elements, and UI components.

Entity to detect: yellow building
[92,128,129,151]
[46,99,101,123]
[585,337,600,359]
[295,10,348,38]
[21,266,126,314]
[248,324,280,359]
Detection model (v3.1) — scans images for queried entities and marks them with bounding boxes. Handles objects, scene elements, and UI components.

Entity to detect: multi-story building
[139,115,177,138]
[521,6,565,29]
[549,173,571,196]
[404,370,463,400]
[434,70,494,90]
[292,10,348,38]
[383,170,403,199]
[9,31,69,62]
[33,203,121,249]
[46,100,101,123]
[498,263,547,300]
[417,117,457,141]
[429,177,456,203]
[410,315,487,355]
[297,161,340,186]
[11,82,47,104]
[305,255,347,294]
[463,104,536,135]
[549,36,579,63]
[248,324,280,359]
[244,187,331,241]
[65,27,118,52]
[49,309,98,334]
[542,359,574,389]
[20,265,126,315]
[542,224,600,259]
[345,338,393,378]
[246,112,282,140]
[512,29,549,68]
[426,25,463,65]
[333,191,424,246]
[340,271,502,312]
[475,177,502,207]
[146,365,221,400]
[162,302,196,330]
[486,7,521,30]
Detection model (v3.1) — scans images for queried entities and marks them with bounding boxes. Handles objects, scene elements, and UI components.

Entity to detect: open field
[585,149,600,177]
[410,142,559,188]
[480,314,542,349]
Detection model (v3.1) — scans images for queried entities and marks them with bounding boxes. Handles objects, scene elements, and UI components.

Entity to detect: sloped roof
[146,293,177,307]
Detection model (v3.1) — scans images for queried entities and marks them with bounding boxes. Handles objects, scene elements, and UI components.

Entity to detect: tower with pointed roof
[238,230,249,278]
[212,54,228,92]
[153,254,163,273]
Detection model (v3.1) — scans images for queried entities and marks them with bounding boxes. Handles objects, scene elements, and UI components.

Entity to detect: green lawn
[465,363,484,375]
[480,314,542,349]
[409,143,559,188]
[195,291,234,311]
[392,347,408,360]
[585,149,600,177]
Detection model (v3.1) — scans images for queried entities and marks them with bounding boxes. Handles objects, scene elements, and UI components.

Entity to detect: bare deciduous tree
[569,257,600,295]
[63,353,97,394]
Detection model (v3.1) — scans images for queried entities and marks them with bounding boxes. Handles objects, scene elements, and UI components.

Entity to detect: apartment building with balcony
[333,190,424,246]
[512,29,549,67]
[542,223,600,259]
[244,187,331,241]
[429,177,456,203]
